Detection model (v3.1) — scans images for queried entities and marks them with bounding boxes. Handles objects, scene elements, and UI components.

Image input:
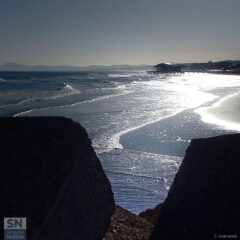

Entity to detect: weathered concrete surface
[0,117,114,240]
[151,134,240,240]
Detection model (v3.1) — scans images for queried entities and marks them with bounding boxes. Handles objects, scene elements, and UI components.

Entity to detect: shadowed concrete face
[151,133,240,240]
[0,117,115,240]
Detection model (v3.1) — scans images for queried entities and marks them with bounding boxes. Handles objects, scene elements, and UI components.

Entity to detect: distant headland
[1,60,240,72]
[0,63,150,71]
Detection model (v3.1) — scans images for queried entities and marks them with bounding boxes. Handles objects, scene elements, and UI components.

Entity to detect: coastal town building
[147,63,182,74]
[147,61,240,74]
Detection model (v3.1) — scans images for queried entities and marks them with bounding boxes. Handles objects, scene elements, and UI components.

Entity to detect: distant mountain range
[0,63,152,71]
[1,61,240,71]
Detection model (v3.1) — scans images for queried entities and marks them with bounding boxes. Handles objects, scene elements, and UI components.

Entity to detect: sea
[1,70,240,213]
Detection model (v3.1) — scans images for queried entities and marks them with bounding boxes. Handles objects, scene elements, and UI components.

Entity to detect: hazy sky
[1,0,240,66]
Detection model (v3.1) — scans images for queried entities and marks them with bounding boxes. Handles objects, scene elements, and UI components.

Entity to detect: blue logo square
[4,218,26,240]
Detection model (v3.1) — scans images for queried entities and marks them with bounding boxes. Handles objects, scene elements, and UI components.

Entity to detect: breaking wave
[1,83,80,108]
[13,89,134,117]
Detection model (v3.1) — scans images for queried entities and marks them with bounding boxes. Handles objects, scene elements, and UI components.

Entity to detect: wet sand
[120,81,240,157]
[120,107,235,157]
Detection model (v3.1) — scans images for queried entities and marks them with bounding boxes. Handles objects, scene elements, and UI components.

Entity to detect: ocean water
[1,71,240,213]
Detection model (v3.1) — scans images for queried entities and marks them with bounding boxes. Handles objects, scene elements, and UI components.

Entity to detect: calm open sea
[1,71,240,213]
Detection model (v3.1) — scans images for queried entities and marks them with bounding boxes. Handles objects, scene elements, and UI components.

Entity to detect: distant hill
[0,63,152,71]
[1,61,239,72]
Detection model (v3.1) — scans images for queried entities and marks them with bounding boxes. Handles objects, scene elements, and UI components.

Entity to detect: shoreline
[147,71,240,76]
[196,92,240,132]
[120,106,234,157]
[112,89,239,213]
[119,95,236,157]
[102,76,240,214]
[120,79,240,157]
[7,72,240,156]
[119,88,240,157]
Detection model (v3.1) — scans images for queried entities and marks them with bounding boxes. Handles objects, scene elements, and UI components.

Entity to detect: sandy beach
[196,93,240,132]
[120,80,240,158]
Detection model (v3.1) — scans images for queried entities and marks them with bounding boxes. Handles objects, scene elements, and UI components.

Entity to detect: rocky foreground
[0,117,240,239]
[105,205,153,240]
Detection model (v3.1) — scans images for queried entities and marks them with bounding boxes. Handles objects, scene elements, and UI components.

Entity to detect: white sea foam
[0,98,31,108]
[49,83,80,99]
[3,83,80,109]
[70,90,133,107]
[96,110,184,153]
[14,89,134,117]
[95,73,240,153]
[196,93,240,132]
[12,73,240,155]
[108,72,147,78]
[108,74,133,78]
[61,83,77,91]
[101,84,127,91]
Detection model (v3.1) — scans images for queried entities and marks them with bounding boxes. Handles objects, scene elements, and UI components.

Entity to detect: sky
[0,0,240,66]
